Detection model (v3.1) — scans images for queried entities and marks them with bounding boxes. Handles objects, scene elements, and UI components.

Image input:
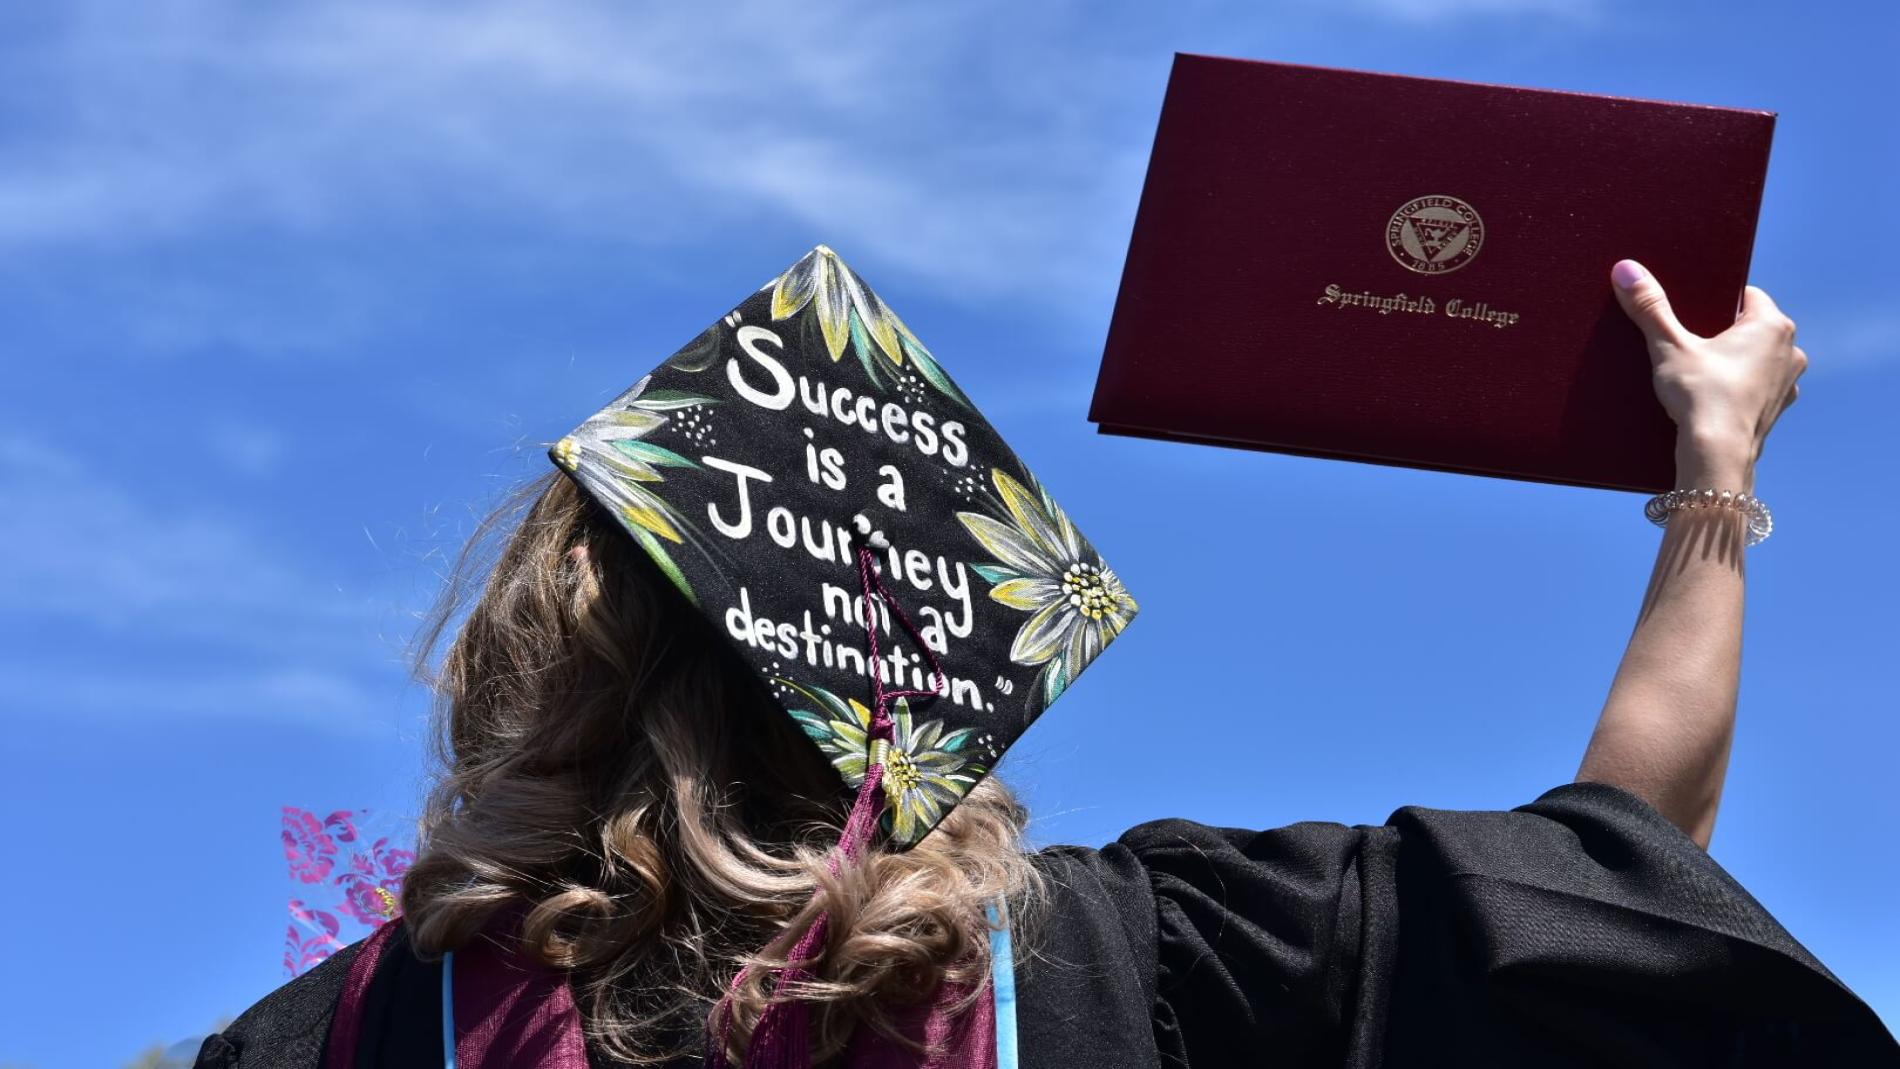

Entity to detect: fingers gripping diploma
[1609,259,1807,493]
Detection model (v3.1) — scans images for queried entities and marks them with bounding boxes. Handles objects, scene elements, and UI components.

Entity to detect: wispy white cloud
[0,661,401,735]
[1339,0,1600,21]
[1,0,1615,360]
[0,435,355,635]
[1,1,1150,301]
[107,266,393,360]
[203,421,289,478]
[1814,309,1900,370]
[0,433,414,730]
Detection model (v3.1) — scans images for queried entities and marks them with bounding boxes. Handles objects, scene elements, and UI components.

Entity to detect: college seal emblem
[1386,195,1484,275]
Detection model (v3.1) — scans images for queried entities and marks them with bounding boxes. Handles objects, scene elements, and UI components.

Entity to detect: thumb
[1610,259,1689,352]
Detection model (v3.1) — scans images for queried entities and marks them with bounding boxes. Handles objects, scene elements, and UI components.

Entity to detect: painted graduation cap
[551,245,1137,848]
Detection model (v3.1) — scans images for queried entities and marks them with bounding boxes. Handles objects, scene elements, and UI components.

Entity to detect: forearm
[1576,447,1751,850]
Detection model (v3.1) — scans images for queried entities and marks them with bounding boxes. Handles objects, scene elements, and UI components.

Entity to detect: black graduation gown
[196,781,1900,1068]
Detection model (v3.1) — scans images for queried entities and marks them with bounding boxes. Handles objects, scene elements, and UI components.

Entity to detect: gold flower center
[884,747,923,794]
[1060,562,1117,621]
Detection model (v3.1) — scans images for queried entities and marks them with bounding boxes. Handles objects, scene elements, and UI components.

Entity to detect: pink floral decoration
[282,807,340,884]
[283,807,418,977]
[323,810,359,844]
[284,899,343,975]
[370,838,415,878]
[337,874,402,926]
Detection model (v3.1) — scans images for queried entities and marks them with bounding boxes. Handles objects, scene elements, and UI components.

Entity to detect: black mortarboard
[550,245,1137,849]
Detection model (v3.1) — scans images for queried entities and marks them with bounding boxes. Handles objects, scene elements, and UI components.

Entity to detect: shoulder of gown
[195,783,1900,1068]
[1035,779,1899,1068]
[1014,839,1165,1069]
[192,939,363,1068]
[193,924,444,1069]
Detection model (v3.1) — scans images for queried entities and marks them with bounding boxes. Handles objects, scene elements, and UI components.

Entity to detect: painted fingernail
[1612,260,1647,290]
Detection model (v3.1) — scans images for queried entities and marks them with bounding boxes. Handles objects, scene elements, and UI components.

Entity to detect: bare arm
[1575,261,1807,851]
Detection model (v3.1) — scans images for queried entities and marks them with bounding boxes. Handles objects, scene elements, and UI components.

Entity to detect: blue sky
[2,1,1896,1065]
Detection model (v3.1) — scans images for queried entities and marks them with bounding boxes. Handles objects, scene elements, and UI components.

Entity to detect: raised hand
[1608,259,1807,495]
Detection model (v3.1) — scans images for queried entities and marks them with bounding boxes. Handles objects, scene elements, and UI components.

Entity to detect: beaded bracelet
[1644,488,1774,547]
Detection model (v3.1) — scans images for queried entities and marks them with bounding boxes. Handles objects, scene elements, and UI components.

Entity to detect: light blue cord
[987,899,1018,1069]
[441,950,459,1069]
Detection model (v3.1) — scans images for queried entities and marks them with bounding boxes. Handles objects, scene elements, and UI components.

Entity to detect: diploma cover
[1089,54,1776,494]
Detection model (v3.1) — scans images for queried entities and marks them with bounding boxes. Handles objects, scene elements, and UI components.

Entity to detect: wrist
[1675,432,1755,493]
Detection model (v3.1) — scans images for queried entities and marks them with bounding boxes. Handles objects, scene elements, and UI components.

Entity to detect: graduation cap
[551,245,1138,1066]
[550,245,1137,850]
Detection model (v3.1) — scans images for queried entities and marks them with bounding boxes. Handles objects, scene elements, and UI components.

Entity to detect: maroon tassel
[735,763,886,1068]
[707,543,946,1069]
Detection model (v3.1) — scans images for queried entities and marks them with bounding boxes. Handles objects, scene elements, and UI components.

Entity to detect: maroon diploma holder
[1089,54,1776,495]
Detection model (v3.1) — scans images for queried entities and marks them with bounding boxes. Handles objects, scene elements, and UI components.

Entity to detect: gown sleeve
[1113,779,1899,1067]
[194,925,449,1069]
[192,940,363,1068]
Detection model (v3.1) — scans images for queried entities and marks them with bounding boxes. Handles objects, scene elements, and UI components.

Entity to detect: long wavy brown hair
[399,469,1045,1064]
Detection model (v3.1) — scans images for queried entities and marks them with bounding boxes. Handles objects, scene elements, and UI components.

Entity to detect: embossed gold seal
[1386,195,1484,275]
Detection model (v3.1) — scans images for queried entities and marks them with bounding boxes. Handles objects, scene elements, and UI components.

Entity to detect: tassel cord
[707,542,947,1068]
